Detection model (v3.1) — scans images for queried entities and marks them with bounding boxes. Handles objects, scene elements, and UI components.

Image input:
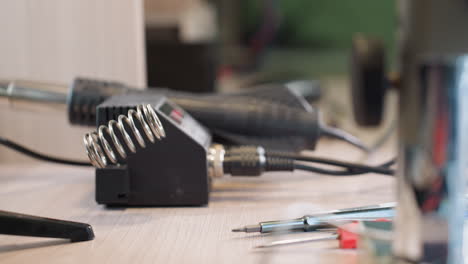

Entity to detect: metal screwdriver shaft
[232,203,395,234]
[0,80,68,111]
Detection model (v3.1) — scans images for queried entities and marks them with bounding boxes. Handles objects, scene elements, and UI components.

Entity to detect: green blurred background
[238,0,396,78]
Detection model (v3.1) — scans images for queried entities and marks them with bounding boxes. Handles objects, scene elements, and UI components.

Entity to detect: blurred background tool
[0,77,369,152]
[350,0,468,262]
[232,202,395,233]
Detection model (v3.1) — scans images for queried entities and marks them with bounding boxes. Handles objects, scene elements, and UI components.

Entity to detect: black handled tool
[0,210,94,242]
[0,78,367,151]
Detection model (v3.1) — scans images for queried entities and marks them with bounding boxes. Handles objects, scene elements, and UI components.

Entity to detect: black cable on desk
[223,146,395,176]
[293,159,395,176]
[320,125,371,152]
[0,137,395,176]
[267,151,395,175]
[0,136,92,167]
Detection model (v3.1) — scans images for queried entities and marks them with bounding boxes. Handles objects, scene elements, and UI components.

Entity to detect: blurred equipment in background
[350,0,468,262]
[144,0,217,92]
[217,0,395,80]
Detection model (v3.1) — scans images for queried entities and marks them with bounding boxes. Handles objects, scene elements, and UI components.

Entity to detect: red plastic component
[375,218,391,222]
[337,222,359,249]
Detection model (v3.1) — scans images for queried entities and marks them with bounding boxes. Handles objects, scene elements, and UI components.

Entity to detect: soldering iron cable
[0,136,395,176]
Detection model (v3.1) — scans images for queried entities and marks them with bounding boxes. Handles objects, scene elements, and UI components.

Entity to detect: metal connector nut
[207,144,225,178]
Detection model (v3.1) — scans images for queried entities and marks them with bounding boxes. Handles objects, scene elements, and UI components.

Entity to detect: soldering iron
[0,77,366,151]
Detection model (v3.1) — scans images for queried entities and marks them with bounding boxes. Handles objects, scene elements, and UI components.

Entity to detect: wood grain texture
[0,0,146,163]
[0,137,396,264]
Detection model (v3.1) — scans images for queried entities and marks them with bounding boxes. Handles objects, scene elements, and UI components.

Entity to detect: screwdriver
[232,202,395,233]
[256,221,360,249]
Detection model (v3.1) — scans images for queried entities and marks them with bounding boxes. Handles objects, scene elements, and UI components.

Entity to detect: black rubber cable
[0,136,92,167]
[225,146,395,176]
[379,159,396,168]
[0,136,395,176]
[293,163,360,175]
[268,151,395,175]
[320,125,371,152]
[293,159,395,176]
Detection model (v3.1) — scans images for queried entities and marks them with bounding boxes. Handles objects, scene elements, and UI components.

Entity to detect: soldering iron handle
[67,78,131,126]
[68,77,322,149]
[170,96,320,149]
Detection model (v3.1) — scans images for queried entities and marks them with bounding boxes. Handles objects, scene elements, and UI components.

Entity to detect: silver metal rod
[256,233,338,248]
[0,80,67,112]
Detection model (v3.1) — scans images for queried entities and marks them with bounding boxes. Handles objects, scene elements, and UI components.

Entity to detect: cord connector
[222,146,294,176]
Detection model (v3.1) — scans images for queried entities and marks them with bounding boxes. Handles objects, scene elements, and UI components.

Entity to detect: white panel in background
[0,0,146,163]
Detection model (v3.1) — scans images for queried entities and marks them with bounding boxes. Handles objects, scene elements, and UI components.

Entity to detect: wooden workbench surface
[0,136,395,264]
